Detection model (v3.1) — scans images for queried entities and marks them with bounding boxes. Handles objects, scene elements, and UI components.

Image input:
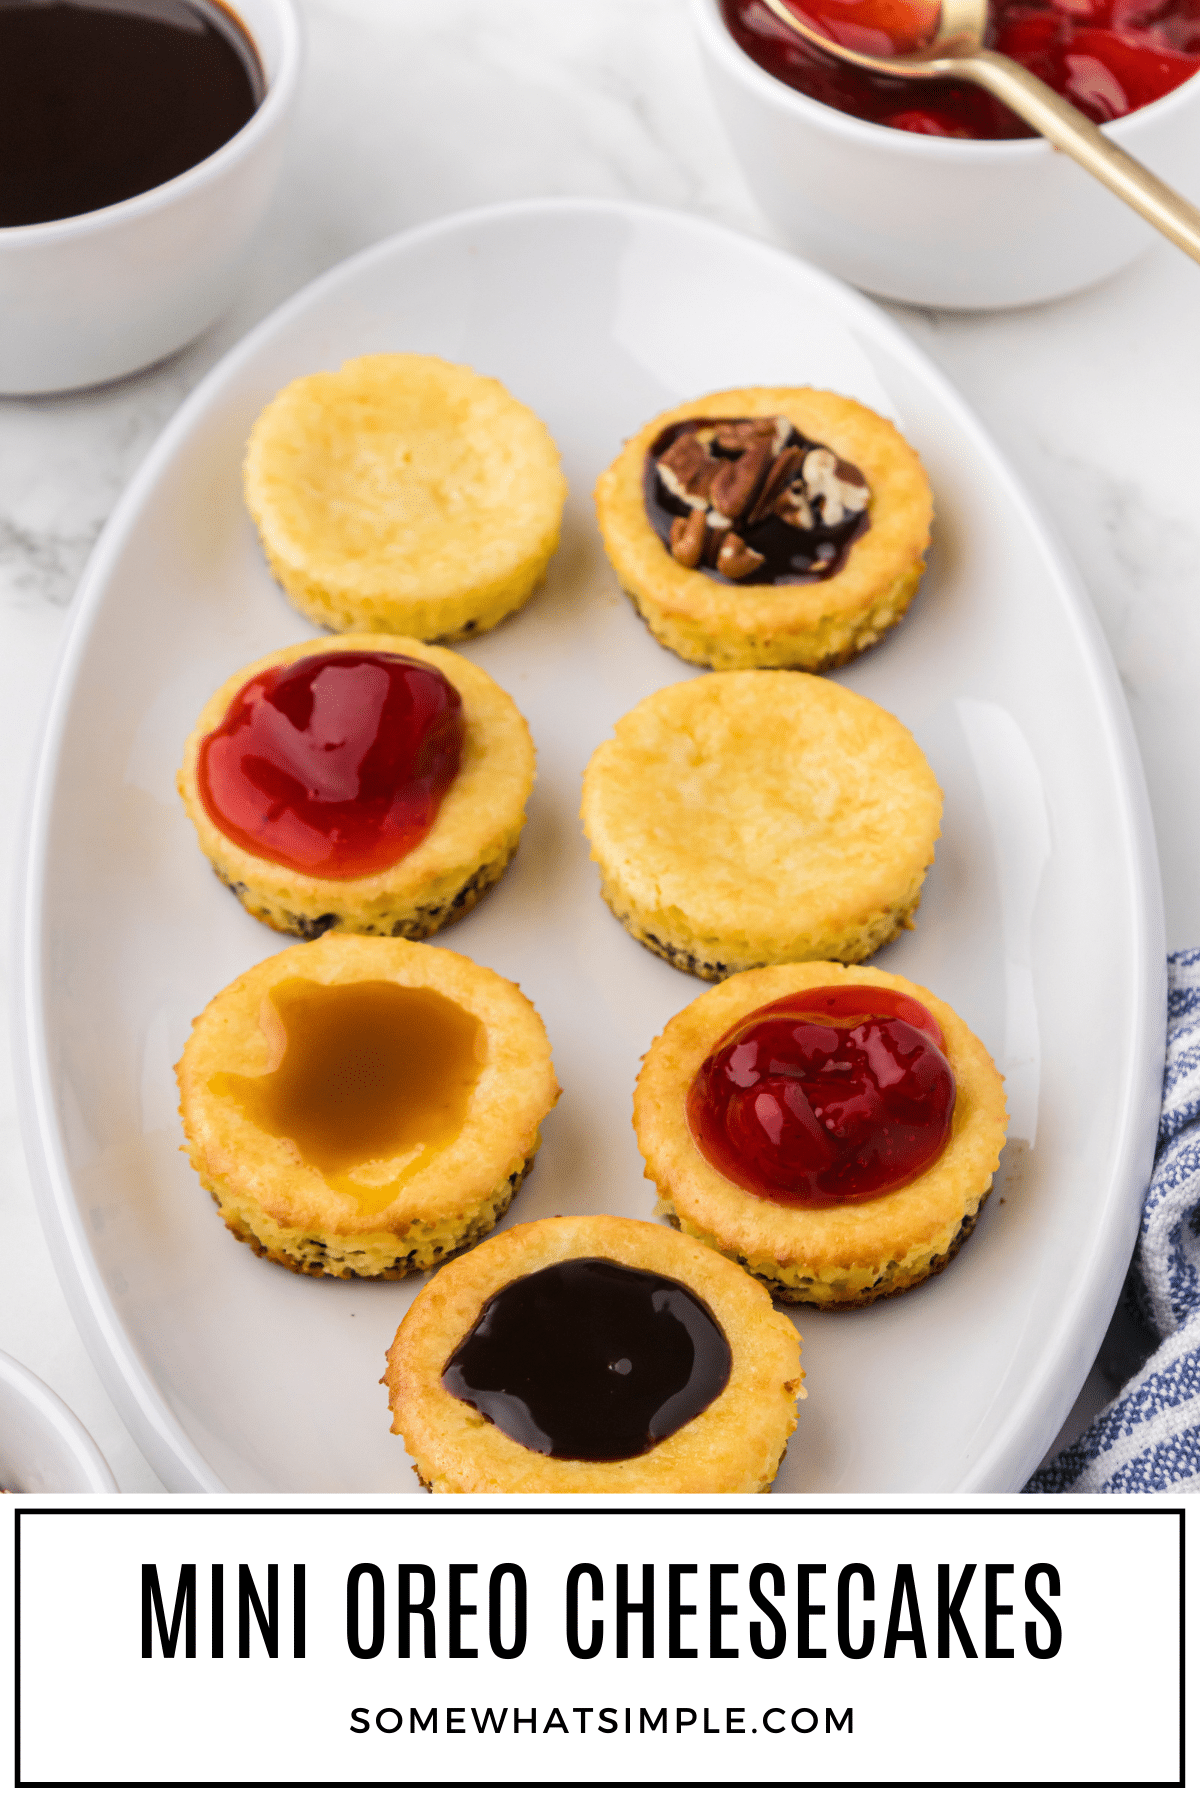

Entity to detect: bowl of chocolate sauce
[0,0,302,392]
[691,0,1200,307]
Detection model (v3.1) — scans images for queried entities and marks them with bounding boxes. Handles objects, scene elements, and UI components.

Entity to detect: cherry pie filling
[687,985,956,1206]
[198,650,465,880]
[723,0,1200,138]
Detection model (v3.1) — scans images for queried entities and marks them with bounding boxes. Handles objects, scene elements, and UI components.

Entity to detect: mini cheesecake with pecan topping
[595,386,932,670]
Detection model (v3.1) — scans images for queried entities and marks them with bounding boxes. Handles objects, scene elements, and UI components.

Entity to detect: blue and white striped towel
[1025,948,1200,1493]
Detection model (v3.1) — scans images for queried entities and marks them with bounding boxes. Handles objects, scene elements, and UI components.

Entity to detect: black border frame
[11,1506,1187,1789]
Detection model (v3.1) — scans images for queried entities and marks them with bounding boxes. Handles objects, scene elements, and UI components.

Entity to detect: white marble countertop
[2,0,1196,1493]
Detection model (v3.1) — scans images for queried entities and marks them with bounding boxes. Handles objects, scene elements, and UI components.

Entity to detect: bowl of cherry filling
[693,0,1200,305]
[0,0,301,393]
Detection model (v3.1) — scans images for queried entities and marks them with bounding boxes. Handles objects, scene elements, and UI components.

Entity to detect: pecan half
[657,435,723,508]
[711,418,778,455]
[802,447,870,528]
[710,436,775,521]
[746,446,806,525]
[716,533,766,580]
[669,510,708,568]
[777,482,815,532]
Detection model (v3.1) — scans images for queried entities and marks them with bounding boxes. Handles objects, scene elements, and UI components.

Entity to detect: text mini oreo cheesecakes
[635,964,1007,1308]
[595,386,932,671]
[178,635,535,940]
[176,935,559,1279]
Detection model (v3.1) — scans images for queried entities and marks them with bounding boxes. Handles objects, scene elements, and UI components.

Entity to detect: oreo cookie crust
[385,1214,804,1492]
[243,353,567,641]
[176,935,559,1279]
[177,634,535,941]
[581,671,942,977]
[634,964,1007,1308]
[595,386,931,670]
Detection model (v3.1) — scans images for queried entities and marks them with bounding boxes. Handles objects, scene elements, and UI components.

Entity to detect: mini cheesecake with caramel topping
[178,634,535,940]
[635,964,1007,1308]
[595,386,932,670]
[176,935,559,1279]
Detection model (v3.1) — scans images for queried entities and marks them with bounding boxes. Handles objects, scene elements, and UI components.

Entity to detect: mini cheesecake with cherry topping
[178,634,534,939]
[595,386,932,670]
[635,964,1006,1307]
[177,935,559,1279]
[385,1214,803,1492]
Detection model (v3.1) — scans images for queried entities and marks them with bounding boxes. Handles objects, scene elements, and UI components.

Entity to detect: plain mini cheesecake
[176,935,559,1279]
[634,963,1007,1307]
[385,1214,804,1493]
[580,670,943,978]
[594,386,932,670]
[177,634,536,941]
[243,352,568,640]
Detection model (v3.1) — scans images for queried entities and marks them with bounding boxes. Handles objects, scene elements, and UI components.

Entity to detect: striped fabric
[1026,948,1200,1493]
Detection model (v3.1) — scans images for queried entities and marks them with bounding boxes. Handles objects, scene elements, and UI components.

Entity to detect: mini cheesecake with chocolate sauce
[385,1215,803,1492]
[595,386,932,670]
[635,964,1007,1307]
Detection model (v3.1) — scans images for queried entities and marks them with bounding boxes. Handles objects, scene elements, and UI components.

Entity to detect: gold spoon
[759,0,1200,264]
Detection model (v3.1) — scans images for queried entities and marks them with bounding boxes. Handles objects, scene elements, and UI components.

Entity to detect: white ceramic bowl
[693,0,1200,307]
[0,0,302,395]
[0,1351,117,1493]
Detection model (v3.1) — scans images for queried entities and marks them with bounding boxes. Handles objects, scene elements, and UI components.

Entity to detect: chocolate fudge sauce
[645,415,870,585]
[0,0,264,228]
[442,1257,733,1461]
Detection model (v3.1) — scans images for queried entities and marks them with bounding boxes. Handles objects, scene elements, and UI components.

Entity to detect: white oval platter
[16,198,1165,1493]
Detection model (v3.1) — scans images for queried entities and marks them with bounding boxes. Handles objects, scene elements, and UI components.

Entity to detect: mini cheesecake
[385,1214,804,1493]
[594,386,932,670]
[244,353,568,640]
[177,634,535,940]
[635,963,1007,1308]
[580,670,942,978]
[176,935,559,1279]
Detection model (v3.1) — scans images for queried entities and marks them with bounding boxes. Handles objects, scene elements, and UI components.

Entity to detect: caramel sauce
[212,979,485,1209]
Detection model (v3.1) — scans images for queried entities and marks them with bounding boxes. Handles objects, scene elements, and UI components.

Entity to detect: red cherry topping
[197,651,465,880]
[686,984,956,1207]
[723,0,1200,138]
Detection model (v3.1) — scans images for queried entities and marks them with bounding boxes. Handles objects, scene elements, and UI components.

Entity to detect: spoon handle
[962,49,1200,264]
